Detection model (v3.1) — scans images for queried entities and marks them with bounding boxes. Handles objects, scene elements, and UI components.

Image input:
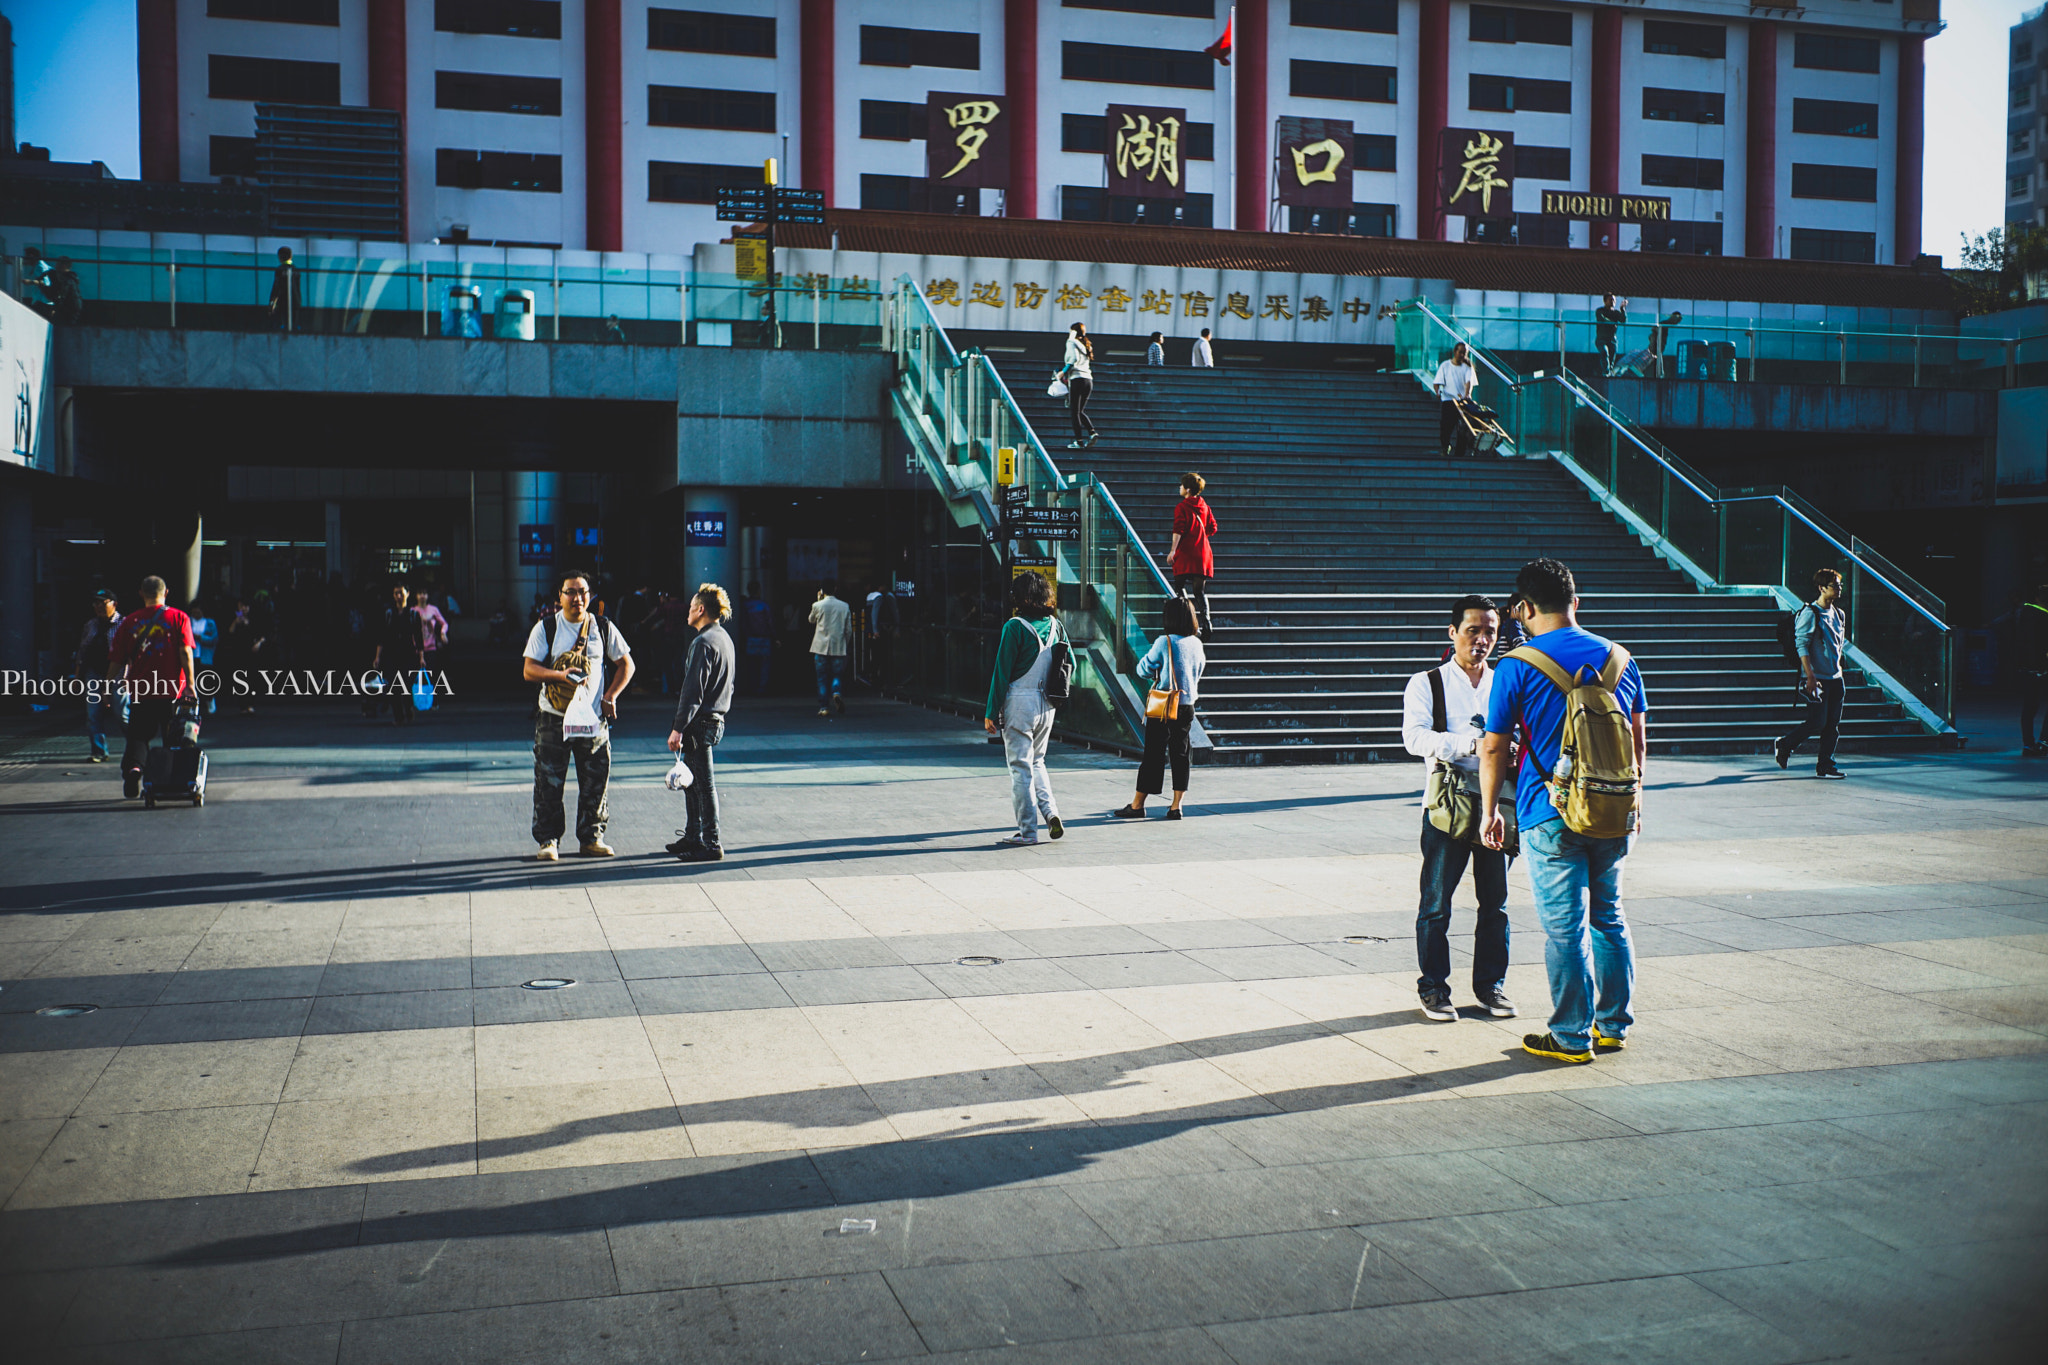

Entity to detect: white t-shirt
[1434,358,1477,402]
[1192,336,1213,367]
[523,612,631,716]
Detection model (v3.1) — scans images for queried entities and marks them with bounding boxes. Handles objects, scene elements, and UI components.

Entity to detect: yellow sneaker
[1522,1032,1594,1065]
[534,841,559,862]
[1593,1029,1626,1052]
[579,839,615,857]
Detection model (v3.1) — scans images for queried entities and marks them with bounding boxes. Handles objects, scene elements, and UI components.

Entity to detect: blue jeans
[86,693,125,757]
[1416,815,1510,998]
[813,653,846,706]
[1523,818,1635,1051]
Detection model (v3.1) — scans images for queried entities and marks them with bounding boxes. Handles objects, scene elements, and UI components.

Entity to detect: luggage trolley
[1449,399,1515,458]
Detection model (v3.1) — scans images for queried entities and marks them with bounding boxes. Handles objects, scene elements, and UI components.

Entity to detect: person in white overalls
[982,573,1066,847]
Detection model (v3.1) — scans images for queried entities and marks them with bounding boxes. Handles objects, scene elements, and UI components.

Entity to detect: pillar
[1417,0,1449,240]
[324,501,345,584]
[1895,34,1924,263]
[682,490,740,606]
[1745,21,1778,259]
[0,489,31,679]
[1232,0,1269,232]
[802,0,835,203]
[505,472,563,616]
[175,510,202,609]
[585,0,623,252]
[368,0,407,239]
[1003,0,1037,218]
[137,0,178,183]
[1591,8,1621,249]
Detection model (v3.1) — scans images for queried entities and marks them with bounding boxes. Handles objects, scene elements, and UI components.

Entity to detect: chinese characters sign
[685,512,727,547]
[1105,104,1186,199]
[925,92,1009,190]
[1274,117,1354,210]
[1439,128,1515,219]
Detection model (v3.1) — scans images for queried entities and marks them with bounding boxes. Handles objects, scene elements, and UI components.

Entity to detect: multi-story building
[146,0,1941,262]
[2010,4,2046,231]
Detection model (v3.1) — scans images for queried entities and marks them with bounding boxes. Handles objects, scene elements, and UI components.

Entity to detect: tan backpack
[1505,643,1641,839]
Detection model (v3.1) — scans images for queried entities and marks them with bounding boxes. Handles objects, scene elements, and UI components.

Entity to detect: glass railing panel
[1666,474,1719,577]
[1786,517,1853,603]
[1851,575,1950,722]
[1721,499,1784,587]
[1613,435,1664,530]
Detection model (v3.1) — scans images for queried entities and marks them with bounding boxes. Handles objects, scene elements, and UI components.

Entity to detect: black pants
[1438,400,1465,454]
[1137,713,1193,795]
[532,711,611,846]
[1779,677,1845,769]
[1068,375,1096,440]
[1597,336,1617,374]
[1174,574,1212,637]
[2022,671,2045,748]
[680,713,726,849]
[1416,814,1510,997]
[121,698,176,778]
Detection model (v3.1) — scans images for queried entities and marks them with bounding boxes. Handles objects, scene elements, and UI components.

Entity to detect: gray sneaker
[1477,988,1517,1019]
[996,833,1040,848]
[1419,992,1458,1022]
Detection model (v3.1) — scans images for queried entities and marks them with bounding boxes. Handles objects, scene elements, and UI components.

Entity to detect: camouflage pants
[533,711,610,846]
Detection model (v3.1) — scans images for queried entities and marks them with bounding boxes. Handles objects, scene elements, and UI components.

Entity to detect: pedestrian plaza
[0,698,2043,1362]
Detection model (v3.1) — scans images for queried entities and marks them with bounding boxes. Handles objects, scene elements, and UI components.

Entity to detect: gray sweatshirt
[671,622,735,732]
[1794,602,1846,681]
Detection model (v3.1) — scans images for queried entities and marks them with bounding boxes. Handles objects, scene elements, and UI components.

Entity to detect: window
[1060,186,1213,226]
[1465,215,1569,246]
[2018,85,2036,110]
[1293,0,1396,33]
[2019,39,2035,63]
[1641,220,1723,255]
[1063,114,1213,158]
[1287,202,1396,236]
[2012,173,2034,199]
[1792,163,1877,201]
[861,100,925,141]
[648,86,776,131]
[1795,34,1881,73]
[437,70,561,115]
[647,8,775,56]
[1063,0,1214,14]
[207,0,338,24]
[1293,61,1397,103]
[1642,20,1724,59]
[1790,228,1876,263]
[209,135,258,177]
[1356,134,1396,172]
[1793,98,1878,137]
[2014,128,2034,155]
[435,0,560,37]
[1517,144,1570,180]
[437,148,562,193]
[649,160,758,204]
[863,174,979,213]
[1642,87,1724,124]
[861,26,980,70]
[1471,74,1571,113]
[1063,41,1215,88]
[208,55,341,103]
[1641,153,1723,189]
[1469,6,1572,46]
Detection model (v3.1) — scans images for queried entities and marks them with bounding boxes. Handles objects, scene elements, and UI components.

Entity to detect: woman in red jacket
[1170,472,1218,641]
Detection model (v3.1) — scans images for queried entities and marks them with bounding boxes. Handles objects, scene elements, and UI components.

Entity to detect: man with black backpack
[1774,568,1848,779]
[1479,559,1647,1066]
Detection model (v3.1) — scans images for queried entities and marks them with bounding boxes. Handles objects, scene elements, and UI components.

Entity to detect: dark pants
[1137,713,1193,795]
[813,653,847,706]
[1416,814,1511,998]
[532,711,611,846]
[1174,574,1212,636]
[1438,399,1463,453]
[1068,375,1095,440]
[680,714,726,850]
[2023,671,2046,748]
[1779,677,1845,769]
[386,670,418,724]
[1597,336,1617,374]
[121,698,176,778]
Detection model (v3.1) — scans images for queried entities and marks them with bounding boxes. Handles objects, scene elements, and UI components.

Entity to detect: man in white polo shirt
[1434,341,1478,456]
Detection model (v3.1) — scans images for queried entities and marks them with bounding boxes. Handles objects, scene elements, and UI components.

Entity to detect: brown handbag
[543,615,593,712]
[1144,636,1181,721]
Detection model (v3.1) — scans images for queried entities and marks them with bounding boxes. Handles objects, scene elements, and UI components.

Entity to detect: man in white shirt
[1400,594,1514,1022]
[1191,328,1213,367]
[808,580,853,717]
[1433,341,1478,456]
[522,571,635,860]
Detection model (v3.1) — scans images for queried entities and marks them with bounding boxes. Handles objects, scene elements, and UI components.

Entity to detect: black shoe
[1772,741,1790,770]
[1476,988,1517,1018]
[833,694,845,716]
[122,772,140,799]
[1165,808,1182,821]
[2026,744,2048,758]
[1522,1031,1594,1064]
[685,846,725,862]
[1084,431,1099,448]
[665,832,706,858]
[1419,992,1457,1022]
[1112,805,1146,819]
[1817,765,1846,780]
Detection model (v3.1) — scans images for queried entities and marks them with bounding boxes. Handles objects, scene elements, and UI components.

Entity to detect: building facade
[2011,4,2046,232]
[150,0,1939,262]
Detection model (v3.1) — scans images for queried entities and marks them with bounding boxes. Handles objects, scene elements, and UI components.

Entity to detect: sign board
[518,524,555,566]
[1274,117,1354,209]
[1,290,53,471]
[1439,128,1515,220]
[571,526,603,550]
[716,186,826,224]
[734,235,767,280]
[1106,104,1187,199]
[1539,190,1674,223]
[926,92,1010,190]
[685,511,728,546]
[995,446,1017,486]
[1010,508,1081,530]
[1011,560,1058,596]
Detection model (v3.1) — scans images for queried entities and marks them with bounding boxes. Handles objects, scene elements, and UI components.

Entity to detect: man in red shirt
[1170,472,1219,641]
[108,575,196,798]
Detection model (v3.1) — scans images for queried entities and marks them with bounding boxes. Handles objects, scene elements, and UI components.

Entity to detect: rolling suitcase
[142,744,207,808]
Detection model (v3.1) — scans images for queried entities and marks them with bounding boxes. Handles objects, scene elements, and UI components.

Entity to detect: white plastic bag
[665,755,694,790]
[1047,376,1069,398]
[561,687,602,741]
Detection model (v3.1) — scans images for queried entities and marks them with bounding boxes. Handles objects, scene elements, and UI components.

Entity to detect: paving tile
[469,949,622,989]
[476,1077,694,1172]
[472,979,639,1027]
[475,1016,663,1089]
[1564,1064,1974,1135]
[773,964,946,1007]
[0,1183,367,1274]
[917,956,1091,998]
[915,1326,1237,1365]
[626,973,794,1015]
[9,1106,275,1209]
[124,996,313,1047]
[250,1089,476,1189]
[282,1028,477,1102]
[1054,951,1231,989]
[1179,943,1356,981]
[151,965,328,1006]
[0,1048,118,1120]
[54,1323,346,1364]
[0,1005,146,1055]
[303,988,475,1035]
[1005,926,1171,958]
[77,1037,300,1114]
[611,943,765,979]
[747,936,909,972]
[0,970,176,1012]
[316,956,471,996]
[1771,1165,2048,1251]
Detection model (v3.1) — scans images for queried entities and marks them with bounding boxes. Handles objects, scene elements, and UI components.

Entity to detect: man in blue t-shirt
[1479,558,1649,1066]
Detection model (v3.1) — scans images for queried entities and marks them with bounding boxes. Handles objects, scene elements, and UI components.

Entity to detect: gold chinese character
[840,275,877,299]
[940,99,1002,180]
[967,281,1004,308]
[927,279,962,306]
[1055,284,1092,310]
[1452,132,1511,216]
[1014,281,1047,309]
[1341,296,1371,321]
[1099,286,1132,312]
[1114,113,1182,188]
[792,271,830,294]
[1301,295,1333,323]
[1290,137,1346,187]
[1260,294,1293,321]
[1221,292,1252,320]
[1180,290,1212,317]
[1138,289,1174,315]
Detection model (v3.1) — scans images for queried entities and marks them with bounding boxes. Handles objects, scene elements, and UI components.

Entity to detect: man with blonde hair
[667,583,736,862]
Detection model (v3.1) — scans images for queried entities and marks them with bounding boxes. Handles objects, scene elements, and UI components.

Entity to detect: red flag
[1204,16,1232,66]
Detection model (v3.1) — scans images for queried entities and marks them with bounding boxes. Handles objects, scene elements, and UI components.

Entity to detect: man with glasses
[522,571,635,860]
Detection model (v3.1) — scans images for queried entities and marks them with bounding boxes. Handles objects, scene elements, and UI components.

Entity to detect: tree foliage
[1951,225,2048,316]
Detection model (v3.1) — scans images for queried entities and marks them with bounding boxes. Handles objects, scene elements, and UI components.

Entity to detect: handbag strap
[1428,667,1446,733]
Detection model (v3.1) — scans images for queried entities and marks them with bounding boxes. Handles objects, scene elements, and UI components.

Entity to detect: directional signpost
[714,164,827,342]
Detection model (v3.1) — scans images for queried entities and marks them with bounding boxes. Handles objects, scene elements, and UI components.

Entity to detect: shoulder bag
[1144,636,1180,721]
[1422,668,1516,854]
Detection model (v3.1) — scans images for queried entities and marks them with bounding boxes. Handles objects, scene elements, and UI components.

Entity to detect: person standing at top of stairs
[1170,472,1219,642]
[1059,322,1099,450]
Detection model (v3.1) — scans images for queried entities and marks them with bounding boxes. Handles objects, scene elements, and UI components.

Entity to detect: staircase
[1003,363,1923,761]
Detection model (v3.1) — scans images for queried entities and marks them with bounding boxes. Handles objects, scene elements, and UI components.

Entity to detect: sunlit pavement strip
[0,698,2043,1362]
